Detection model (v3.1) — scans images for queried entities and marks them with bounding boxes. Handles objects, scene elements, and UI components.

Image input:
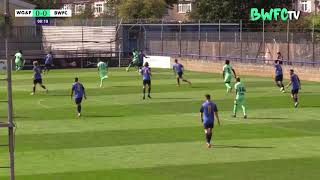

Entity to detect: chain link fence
[1,19,320,68]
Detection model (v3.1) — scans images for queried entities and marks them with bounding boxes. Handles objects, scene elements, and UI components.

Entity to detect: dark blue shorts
[275,74,283,82]
[75,97,83,104]
[291,89,299,95]
[203,123,214,129]
[143,80,151,86]
[177,72,183,78]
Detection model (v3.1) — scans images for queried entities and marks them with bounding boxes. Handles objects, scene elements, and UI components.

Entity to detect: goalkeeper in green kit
[14,50,24,71]
[232,77,247,119]
[222,60,236,93]
[97,60,108,88]
[126,49,139,72]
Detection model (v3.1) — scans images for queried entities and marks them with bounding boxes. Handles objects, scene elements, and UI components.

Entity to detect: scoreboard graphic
[15,9,72,25]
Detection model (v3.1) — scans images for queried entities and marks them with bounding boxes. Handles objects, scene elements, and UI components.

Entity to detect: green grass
[0,68,320,180]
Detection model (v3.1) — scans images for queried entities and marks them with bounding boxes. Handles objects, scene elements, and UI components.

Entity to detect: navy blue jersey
[200,101,218,124]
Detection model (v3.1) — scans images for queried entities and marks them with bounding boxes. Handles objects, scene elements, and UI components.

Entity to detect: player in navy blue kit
[274,60,285,92]
[71,77,87,117]
[200,94,221,148]
[140,62,152,100]
[286,69,301,108]
[44,51,53,74]
[31,61,48,95]
[173,59,192,86]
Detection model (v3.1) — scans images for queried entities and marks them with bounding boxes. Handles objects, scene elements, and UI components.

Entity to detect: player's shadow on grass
[214,145,273,149]
[153,97,193,100]
[84,115,124,118]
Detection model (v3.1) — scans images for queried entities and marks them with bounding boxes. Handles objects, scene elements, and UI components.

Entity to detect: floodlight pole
[4,0,15,180]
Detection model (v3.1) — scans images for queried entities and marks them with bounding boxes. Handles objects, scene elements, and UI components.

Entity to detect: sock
[148,87,151,96]
[294,97,298,103]
[127,62,133,69]
[77,105,81,113]
[233,101,237,115]
[280,82,284,88]
[208,132,212,144]
[225,83,231,90]
[242,105,247,116]
[100,79,103,87]
[205,133,210,144]
[33,86,35,93]
[41,85,46,89]
[177,78,180,85]
[143,87,146,97]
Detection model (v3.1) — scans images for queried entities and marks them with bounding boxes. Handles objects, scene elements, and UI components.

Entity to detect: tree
[24,0,61,9]
[74,5,94,19]
[190,0,293,21]
[118,0,167,19]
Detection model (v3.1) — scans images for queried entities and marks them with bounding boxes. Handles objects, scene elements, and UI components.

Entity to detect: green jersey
[15,52,22,63]
[235,82,246,99]
[223,64,233,75]
[132,51,139,62]
[97,61,107,71]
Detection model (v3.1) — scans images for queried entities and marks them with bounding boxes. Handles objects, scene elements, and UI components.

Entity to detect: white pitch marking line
[38,99,50,109]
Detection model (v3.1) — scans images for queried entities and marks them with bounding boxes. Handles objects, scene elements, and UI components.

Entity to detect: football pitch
[0,68,320,180]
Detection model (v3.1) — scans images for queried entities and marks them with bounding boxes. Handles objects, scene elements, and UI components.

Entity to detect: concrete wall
[174,58,320,82]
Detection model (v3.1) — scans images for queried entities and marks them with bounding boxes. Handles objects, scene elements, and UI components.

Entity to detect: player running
[200,94,221,148]
[138,50,149,69]
[173,59,192,86]
[97,60,108,88]
[232,77,247,119]
[71,77,87,117]
[223,60,236,93]
[126,49,139,72]
[140,62,152,100]
[274,60,285,92]
[31,61,48,95]
[44,51,53,74]
[14,50,24,71]
[286,69,301,108]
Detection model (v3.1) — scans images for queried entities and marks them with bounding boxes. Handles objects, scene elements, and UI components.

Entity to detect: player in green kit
[223,60,236,93]
[14,50,24,71]
[97,60,108,88]
[126,49,139,72]
[232,77,247,119]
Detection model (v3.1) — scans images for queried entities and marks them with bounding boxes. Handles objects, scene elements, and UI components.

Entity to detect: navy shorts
[75,97,83,104]
[275,74,283,82]
[177,72,183,78]
[291,89,299,95]
[33,79,42,84]
[204,123,214,129]
[143,80,151,86]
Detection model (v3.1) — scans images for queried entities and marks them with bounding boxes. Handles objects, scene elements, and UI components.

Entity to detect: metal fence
[1,19,320,67]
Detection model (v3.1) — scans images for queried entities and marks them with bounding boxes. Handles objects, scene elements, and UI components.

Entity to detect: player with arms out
[14,50,24,71]
[31,61,48,95]
[173,59,192,86]
[126,49,139,72]
[140,62,152,100]
[71,77,87,117]
[97,60,108,88]
[44,51,53,74]
[232,77,247,119]
[223,60,236,93]
[200,94,220,148]
[274,60,285,92]
[286,69,301,108]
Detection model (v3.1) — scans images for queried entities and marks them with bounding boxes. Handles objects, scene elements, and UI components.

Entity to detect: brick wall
[173,58,320,82]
